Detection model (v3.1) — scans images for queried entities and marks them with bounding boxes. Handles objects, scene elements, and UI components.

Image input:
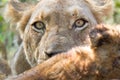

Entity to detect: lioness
[4,0,113,74]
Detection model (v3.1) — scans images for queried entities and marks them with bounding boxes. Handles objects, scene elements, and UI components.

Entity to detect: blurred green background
[0,0,120,60]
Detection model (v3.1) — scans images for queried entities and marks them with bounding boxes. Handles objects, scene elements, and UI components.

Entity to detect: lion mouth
[37,51,64,64]
[45,51,65,57]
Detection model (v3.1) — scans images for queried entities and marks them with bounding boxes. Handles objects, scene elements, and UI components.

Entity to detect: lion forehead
[29,0,97,26]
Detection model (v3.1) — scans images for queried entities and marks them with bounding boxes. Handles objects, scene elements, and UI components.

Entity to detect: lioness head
[4,0,113,66]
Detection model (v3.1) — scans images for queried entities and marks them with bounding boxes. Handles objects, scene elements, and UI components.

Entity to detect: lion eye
[73,18,88,31]
[32,21,46,33]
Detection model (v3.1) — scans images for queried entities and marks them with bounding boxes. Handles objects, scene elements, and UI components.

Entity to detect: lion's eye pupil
[75,20,84,27]
[34,22,44,29]
[32,21,46,33]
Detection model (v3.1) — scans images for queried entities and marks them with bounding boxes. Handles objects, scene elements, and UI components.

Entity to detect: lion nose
[44,51,63,57]
[45,52,57,57]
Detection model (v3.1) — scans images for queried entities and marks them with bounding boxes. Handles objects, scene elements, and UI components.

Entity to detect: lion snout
[43,36,74,57]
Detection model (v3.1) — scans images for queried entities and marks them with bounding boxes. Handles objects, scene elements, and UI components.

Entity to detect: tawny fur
[6,24,120,80]
[4,0,113,75]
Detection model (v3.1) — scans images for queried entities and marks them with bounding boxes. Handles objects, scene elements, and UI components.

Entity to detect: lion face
[23,0,98,66]
[5,0,113,66]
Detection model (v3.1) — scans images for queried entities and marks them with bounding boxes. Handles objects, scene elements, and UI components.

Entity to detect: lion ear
[4,0,33,39]
[85,0,114,23]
